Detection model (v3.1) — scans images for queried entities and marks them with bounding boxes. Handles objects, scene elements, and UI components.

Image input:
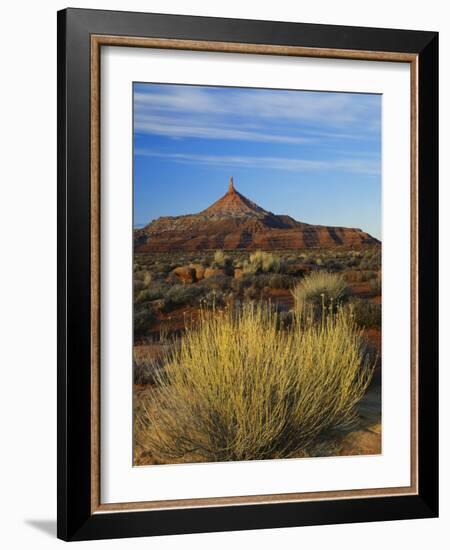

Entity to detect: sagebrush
[137,302,373,463]
[243,251,283,274]
[291,271,348,314]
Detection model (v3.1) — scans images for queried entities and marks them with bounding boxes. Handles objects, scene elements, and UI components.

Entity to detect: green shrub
[134,279,146,292]
[267,273,295,289]
[134,306,156,339]
[347,298,381,328]
[198,274,232,292]
[137,303,373,463]
[212,250,234,274]
[291,271,348,313]
[230,273,294,295]
[143,271,152,287]
[360,248,381,270]
[135,283,170,304]
[243,251,283,274]
[250,273,295,291]
[213,249,225,267]
[153,262,172,275]
[231,274,258,293]
[134,270,152,286]
[201,290,227,308]
[162,285,204,311]
[324,259,343,271]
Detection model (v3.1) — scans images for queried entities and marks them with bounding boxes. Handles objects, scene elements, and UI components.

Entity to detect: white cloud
[135,114,311,144]
[135,150,380,176]
[134,86,379,126]
[134,85,380,143]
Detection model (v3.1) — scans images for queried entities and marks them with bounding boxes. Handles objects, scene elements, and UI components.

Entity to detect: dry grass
[243,251,282,274]
[136,302,373,463]
[213,249,225,267]
[291,271,348,314]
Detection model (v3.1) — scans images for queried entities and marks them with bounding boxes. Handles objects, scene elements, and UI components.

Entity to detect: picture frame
[57,7,438,541]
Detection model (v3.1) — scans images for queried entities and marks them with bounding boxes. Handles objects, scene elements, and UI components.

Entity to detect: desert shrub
[242,260,257,275]
[136,303,373,463]
[143,271,152,287]
[153,262,172,275]
[324,258,343,271]
[213,249,225,266]
[134,279,146,292]
[231,274,258,293]
[300,253,313,265]
[198,274,232,292]
[134,270,145,280]
[223,259,234,275]
[344,270,377,284]
[135,283,171,304]
[360,248,381,270]
[346,258,358,268]
[162,285,204,311]
[201,290,227,308]
[346,252,362,269]
[243,285,259,300]
[134,270,152,284]
[212,250,233,274]
[231,273,294,295]
[134,306,156,339]
[291,271,348,313]
[244,273,294,291]
[243,251,284,274]
[369,275,382,296]
[134,347,164,385]
[267,273,295,289]
[347,298,381,328]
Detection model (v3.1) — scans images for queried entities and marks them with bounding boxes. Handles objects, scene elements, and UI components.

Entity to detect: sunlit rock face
[134,177,380,252]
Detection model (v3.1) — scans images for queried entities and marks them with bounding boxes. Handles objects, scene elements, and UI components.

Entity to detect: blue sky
[133,83,381,239]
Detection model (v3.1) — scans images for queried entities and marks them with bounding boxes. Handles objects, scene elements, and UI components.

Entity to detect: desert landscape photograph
[132,83,382,466]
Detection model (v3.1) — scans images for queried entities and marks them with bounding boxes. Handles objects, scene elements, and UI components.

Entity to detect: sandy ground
[134,286,382,465]
[133,382,381,465]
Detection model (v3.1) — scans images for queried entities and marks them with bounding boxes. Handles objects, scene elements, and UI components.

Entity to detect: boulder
[204,267,225,279]
[167,266,196,284]
[189,263,206,281]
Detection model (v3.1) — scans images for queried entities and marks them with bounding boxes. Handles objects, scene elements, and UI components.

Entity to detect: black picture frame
[57,7,438,541]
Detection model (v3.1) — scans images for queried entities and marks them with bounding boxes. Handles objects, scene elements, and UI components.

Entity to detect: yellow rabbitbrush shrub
[291,271,348,313]
[243,250,282,274]
[137,303,373,463]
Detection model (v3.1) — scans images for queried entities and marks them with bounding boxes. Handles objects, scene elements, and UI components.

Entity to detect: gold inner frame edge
[90,35,419,514]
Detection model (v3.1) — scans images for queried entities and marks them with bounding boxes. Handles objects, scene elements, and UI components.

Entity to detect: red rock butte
[134,178,380,252]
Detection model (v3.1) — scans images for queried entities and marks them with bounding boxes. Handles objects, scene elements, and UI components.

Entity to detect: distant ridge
[134,177,380,252]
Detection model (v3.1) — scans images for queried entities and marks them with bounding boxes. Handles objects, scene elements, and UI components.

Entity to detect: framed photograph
[57,8,438,541]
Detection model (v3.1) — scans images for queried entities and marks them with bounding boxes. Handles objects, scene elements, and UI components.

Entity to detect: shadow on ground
[25,519,56,538]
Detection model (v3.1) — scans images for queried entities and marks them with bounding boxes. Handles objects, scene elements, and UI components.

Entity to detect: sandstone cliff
[135,177,379,252]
